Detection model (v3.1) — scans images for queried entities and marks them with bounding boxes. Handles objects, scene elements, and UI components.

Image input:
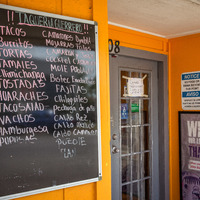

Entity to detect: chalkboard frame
[0,4,101,200]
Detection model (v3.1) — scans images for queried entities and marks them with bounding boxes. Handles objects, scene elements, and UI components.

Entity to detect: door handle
[112,145,120,154]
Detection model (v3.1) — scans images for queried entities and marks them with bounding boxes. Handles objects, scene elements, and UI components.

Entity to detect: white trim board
[108,21,200,39]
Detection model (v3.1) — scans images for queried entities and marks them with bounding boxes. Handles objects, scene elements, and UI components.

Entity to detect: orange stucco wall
[2,0,196,199]
[169,34,200,200]
[0,0,170,198]
[0,0,110,200]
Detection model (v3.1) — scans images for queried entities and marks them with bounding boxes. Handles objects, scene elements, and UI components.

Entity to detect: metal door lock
[112,145,120,154]
[112,134,118,140]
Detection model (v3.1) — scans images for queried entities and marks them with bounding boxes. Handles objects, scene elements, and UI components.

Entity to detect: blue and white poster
[181,71,200,110]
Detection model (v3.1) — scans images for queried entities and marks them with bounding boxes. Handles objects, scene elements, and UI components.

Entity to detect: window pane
[142,99,149,124]
[122,184,131,200]
[141,126,151,151]
[121,71,129,97]
[141,73,149,97]
[141,152,151,178]
[141,179,151,200]
[131,71,140,78]
[132,182,140,200]
[132,127,140,153]
[131,100,140,125]
[121,128,131,154]
[122,156,131,183]
[132,154,140,181]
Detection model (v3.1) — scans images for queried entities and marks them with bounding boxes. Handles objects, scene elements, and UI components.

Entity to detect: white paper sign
[181,71,200,110]
[127,78,144,96]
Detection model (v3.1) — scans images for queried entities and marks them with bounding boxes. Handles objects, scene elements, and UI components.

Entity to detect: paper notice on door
[122,76,148,97]
[127,78,143,96]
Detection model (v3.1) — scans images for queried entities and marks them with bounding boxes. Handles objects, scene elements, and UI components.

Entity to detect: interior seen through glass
[120,70,151,200]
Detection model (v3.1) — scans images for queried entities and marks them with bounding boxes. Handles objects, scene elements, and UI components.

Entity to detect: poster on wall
[181,71,200,110]
[179,112,200,200]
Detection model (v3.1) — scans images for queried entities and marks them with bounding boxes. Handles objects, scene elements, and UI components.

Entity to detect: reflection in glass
[122,184,131,200]
[122,156,131,183]
[142,100,149,124]
[132,112,140,125]
[121,71,129,97]
[121,128,131,154]
[141,126,151,151]
[141,73,149,97]
[131,100,140,125]
[132,154,140,181]
[132,127,140,153]
[131,71,140,78]
[132,182,140,200]
[141,179,151,200]
[142,152,151,178]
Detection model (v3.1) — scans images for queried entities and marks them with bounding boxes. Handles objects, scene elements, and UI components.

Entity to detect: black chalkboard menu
[0,4,101,200]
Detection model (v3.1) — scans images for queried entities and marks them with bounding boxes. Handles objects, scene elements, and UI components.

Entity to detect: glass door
[110,54,159,200]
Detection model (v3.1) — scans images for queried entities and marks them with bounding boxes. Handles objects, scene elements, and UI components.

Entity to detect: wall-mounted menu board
[0,4,101,200]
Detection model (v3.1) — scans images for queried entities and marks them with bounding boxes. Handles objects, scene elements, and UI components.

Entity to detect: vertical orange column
[62,1,97,198]
[93,0,111,200]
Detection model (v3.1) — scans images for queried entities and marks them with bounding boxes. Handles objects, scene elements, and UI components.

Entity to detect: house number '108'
[108,39,120,53]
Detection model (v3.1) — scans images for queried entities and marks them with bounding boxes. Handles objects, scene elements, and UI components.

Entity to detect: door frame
[109,46,169,200]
